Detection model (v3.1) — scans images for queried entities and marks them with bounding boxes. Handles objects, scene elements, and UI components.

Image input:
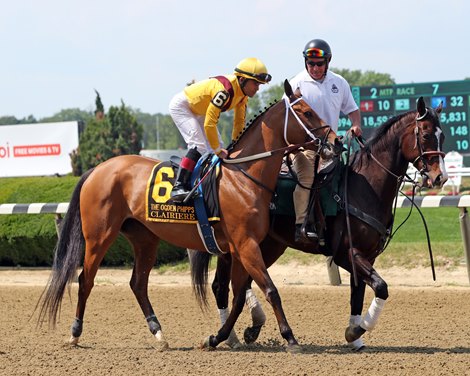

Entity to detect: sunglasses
[235,68,272,83]
[306,60,326,67]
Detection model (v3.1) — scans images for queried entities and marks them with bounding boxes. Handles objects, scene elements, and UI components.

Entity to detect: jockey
[168,57,271,202]
[289,39,362,243]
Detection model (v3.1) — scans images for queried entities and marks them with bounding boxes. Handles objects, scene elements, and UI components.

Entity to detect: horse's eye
[304,111,312,118]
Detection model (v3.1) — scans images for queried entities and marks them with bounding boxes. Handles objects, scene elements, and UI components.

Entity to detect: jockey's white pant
[169,91,224,154]
[292,149,317,225]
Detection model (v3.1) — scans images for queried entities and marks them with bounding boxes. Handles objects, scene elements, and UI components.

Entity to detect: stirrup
[169,187,191,203]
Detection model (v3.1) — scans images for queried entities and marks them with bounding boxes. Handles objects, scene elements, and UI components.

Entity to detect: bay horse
[191,96,447,350]
[38,80,339,353]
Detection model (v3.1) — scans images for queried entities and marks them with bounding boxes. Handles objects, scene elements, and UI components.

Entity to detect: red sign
[13,144,61,157]
[360,100,374,112]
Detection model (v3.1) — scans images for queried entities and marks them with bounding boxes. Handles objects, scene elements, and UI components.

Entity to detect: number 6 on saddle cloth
[145,154,223,255]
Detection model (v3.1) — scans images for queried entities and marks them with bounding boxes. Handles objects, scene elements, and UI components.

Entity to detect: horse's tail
[37,168,94,327]
[189,249,212,310]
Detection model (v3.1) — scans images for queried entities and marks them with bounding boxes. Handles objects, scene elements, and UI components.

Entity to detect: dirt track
[1,265,469,375]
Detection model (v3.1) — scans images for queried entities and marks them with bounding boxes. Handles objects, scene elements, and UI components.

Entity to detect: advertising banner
[0,121,79,177]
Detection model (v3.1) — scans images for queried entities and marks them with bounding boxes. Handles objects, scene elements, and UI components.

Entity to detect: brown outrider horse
[38,80,340,352]
[191,96,448,350]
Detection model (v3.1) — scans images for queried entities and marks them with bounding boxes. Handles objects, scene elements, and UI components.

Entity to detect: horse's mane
[364,111,412,150]
[363,105,441,156]
[349,110,416,170]
[227,100,278,151]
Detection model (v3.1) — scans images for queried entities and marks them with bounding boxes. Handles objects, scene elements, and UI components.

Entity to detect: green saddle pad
[272,163,345,217]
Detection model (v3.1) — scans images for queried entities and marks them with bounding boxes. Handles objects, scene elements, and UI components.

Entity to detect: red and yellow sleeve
[204,103,223,154]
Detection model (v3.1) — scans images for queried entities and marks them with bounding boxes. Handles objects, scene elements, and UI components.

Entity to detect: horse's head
[402,96,448,188]
[283,79,341,159]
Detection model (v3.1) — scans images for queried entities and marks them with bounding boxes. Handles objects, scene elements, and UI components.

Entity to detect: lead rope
[343,133,359,287]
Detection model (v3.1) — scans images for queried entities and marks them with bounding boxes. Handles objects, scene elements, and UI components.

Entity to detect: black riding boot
[170,148,201,202]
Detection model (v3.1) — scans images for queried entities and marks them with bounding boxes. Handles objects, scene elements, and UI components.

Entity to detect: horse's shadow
[187,342,470,355]
[298,344,470,355]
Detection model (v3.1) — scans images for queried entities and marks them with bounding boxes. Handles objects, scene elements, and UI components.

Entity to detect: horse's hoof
[345,325,366,343]
[225,331,243,349]
[154,340,169,352]
[199,336,216,351]
[244,325,263,344]
[286,343,303,354]
[68,336,79,346]
[152,330,169,351]
[348,337,365,351]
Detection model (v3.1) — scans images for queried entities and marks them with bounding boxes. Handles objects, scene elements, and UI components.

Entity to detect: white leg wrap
[246,289,266,326]
[245,289,259,310]
[155,330,165,341]
[349,314,362,326]
[348,315,365,349]
[218,308,229,325]
[218,308,242,348]
[360,297,386,331]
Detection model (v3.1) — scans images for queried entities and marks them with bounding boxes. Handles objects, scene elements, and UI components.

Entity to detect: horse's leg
[70,238,116,345]
[243,234,290,344]
[201,258,249,350]
[237,240,301,353]
[212,253,242,349]
[341,250,388,345]
[348,276,367,350]
[124,221,169,350]
[243,281,266,344]
[70,206,124,345]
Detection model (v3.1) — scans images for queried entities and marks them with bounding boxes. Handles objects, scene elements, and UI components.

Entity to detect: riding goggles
[306,60,326,67]
[304,47,326,58]
[234,68,272,83]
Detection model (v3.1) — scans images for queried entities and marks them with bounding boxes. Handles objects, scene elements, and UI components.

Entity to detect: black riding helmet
[303,39,332,77]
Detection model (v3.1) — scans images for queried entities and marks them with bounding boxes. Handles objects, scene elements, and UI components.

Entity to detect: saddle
[271,154,345,243]
[146,154,224,255]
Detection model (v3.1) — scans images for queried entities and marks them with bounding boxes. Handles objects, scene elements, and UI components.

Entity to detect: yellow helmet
[234,57,272,84]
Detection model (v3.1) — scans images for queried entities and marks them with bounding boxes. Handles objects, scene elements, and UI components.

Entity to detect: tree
[132,110,185,150]
[0,115,38,125]
[72,92,143,175]
[39,108,93,124]
[331,68,395,86]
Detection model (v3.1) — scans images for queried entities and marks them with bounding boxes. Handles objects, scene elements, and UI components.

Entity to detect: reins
[222,96,332,195]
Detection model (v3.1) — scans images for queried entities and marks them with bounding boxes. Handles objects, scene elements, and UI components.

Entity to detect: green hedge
[0,175,187,267]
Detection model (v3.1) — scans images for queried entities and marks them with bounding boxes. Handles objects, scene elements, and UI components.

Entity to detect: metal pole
[54,214,63,237]
[458,207,470,284]
[156,115,160,150]
[326,256,342,285]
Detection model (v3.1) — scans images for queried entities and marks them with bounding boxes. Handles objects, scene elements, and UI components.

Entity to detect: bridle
[356,108,445,184]
[223,96,331,165]
[283,96,323,146]
[222,95,333,195]
[412,108,445,178]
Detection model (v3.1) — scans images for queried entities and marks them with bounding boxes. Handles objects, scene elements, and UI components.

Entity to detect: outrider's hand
[349,125,362,138]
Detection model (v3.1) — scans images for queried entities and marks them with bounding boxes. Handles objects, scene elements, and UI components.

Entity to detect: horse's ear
[417,96,426,117]
[436,100,443,114]
[284,79,293,98]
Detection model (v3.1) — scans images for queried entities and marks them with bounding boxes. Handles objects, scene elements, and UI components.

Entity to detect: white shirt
[289,69,358,132]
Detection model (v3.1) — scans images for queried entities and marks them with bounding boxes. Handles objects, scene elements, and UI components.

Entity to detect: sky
[1,0,469,119]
